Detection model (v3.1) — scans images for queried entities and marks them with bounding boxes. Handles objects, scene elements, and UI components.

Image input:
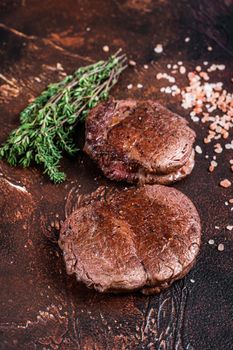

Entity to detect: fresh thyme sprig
[0,50,127,183]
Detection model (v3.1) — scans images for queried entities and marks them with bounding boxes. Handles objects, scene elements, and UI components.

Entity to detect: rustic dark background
[0,1,233,349]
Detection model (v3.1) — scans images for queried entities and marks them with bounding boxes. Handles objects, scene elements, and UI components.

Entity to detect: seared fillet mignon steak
[59,185,201,294]
[84,100,196,185]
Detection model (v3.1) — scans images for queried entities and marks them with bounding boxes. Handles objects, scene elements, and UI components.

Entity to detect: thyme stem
[0,51,127,183]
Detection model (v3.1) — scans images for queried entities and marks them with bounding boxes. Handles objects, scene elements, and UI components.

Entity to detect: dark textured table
[0,1,233,349]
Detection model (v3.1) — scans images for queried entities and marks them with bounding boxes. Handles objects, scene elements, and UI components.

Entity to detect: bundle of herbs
[0,50,127,183]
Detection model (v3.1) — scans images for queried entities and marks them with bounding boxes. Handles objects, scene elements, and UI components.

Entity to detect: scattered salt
[165,87,172,94]
[179,66,186,74]
[154,44,163,54]
[157,57,233,184]
[225,143,233,150]
[211,160,218,167]
[129,60,136,67]
[217,243,224,251]
[220,179,231,188]
[192,116,200,122]
[156,72,175,83]
[102,45,109,52]
[195,145,202,154]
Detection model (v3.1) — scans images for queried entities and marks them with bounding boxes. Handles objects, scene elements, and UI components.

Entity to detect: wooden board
[0,1,233,349]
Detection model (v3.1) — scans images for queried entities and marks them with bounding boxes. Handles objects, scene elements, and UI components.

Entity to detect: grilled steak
[84,99,196,185]
[59,185,201,294]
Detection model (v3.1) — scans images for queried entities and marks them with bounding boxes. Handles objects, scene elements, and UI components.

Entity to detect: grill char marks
[59,185,201,294]
[84,100,196,185]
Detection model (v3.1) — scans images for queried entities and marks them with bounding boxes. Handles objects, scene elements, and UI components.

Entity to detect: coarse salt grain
[207,46,213,51]
[165,87,172,94]
[209,165,214,172]
[192,116,200,122]
[179,66,186,74]
[211,160,218,167]
[195,145,202,154]
[129,60,136,67]
[200,72,209,80]
[154,44,163,53]
[56,63,64,71]
[229,198,233,204]
[220,179,231,188]
[214,143,223,153]
[217,243,224,251]
[34,77,41,82]
[102,45,109,52]
[137,83,143,89]
[144,64,149,69]
[190,279,195,283]
[185,37,190,42]
[127,84,133,89]
[226,225,233,231]
[219,64,225,70]
[208,239,215,245]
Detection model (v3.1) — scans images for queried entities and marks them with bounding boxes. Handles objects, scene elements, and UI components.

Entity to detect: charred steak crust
[59,185,201,294]
[84,100,196,184]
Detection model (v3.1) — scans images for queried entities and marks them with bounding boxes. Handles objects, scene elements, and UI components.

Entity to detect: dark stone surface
[0,1,232,349]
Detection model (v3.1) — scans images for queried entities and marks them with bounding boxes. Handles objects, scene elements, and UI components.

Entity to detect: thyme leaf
[0,50,127,183]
